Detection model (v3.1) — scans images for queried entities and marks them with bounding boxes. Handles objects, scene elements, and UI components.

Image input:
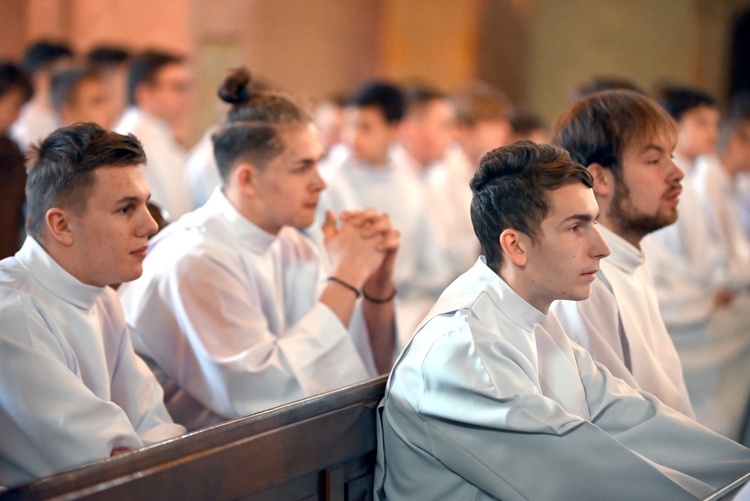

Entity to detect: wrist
[363,280,397,304]
[326,276,362,298]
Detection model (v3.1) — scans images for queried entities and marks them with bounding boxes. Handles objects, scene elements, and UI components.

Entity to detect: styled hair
[452,81,513,126]
[511,108,548,137]
[22,41,73,75]
[86,45,131,71]
[470,141,593,271]
[402,83,448,118]
[127,49,184,105]
[553,90,677,180]
[346,81,404,124]
[658,86,718,121]
[25,123,146,239]
[212,67,311,181]
[50,67,102,111]
[718,95,750,153]
[0,62,33,102]
[568,75,645,102]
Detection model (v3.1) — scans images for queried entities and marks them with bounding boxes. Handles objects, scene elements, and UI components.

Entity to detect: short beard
[608,179,678,239]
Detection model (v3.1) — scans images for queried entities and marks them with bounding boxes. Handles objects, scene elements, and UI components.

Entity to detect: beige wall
[2,0,750,144]
[528,0,750,122]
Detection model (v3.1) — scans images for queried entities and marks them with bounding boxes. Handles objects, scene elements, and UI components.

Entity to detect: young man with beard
[375,141,750,500]
[551,90,693,417]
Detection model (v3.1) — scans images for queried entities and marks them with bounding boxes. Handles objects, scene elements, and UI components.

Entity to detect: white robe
[119,188,378,431]
[553,225,694,417]
[375,258,750,500]
[114,107,192,220]
[0,237,184,487]
[689,154,750,440]
[422,143,479,281]
[693,154,750,289]
[323,155,450,343]
[184,127,222,210]
[9,102,59,152]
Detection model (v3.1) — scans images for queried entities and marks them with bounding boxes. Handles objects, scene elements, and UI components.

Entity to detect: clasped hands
[322,208,400,297]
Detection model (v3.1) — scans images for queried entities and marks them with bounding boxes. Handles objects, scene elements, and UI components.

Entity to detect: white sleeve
[0,294,142,486]
[108,319,186,444]
[126,252,374,420]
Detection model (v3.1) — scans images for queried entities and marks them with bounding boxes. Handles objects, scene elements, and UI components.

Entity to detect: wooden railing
[1,375,388,501]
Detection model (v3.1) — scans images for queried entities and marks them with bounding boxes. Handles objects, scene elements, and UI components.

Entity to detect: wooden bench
[1,375,388,501]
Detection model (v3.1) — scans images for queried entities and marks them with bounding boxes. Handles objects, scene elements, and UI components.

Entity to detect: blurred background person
[115,49,193,220]
[10,40,73,151]
[509,108,551,144]
[86,44,131,123]
[0,62,33,259]
[50,66,118,128]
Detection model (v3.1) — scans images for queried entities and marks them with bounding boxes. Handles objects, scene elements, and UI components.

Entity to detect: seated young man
[552,90,693,416]
[0,123,185,488]
[324,80,448,340]
[120,69,399,431]
[375,141,750,500]
[50,66,118,129]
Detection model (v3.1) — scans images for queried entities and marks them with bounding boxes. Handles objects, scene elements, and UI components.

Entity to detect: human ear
[233,163,257,198]
[587,163,613,197]
[45,208,74,246]
[499,228,527,267]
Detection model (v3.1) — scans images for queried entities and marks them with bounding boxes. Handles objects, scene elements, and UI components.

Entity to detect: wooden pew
[1,375,388,501]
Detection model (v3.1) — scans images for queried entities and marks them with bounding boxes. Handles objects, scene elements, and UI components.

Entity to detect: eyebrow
[114,194,150,205]
[561,213,597,224]
[640,144,666,154]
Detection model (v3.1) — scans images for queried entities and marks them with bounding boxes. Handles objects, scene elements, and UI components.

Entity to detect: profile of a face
[607,132,683,240]
[249,123,326,235]
[514,183,610,312]
[65,165,158,287]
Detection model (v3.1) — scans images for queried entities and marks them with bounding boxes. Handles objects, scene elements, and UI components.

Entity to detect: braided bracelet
[326,276,361,298]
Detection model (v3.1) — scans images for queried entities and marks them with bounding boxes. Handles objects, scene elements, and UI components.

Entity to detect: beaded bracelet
[326,276,361,298]
[363,287,397,304]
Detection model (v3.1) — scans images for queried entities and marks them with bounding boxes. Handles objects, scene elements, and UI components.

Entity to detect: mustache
[664,183,682,198]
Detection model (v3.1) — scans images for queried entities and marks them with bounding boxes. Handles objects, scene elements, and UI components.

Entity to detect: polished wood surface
[1,375,388,501]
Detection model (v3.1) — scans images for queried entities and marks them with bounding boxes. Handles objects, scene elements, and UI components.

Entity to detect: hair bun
[218,67,252,104]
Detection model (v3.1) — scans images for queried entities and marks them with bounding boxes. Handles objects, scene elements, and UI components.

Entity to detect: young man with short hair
[0,123,185,487]
[10,40,73,150]
[430,81,515,278]
[51,67,117,128]
[114,49,192,219]
[688,98,750,439]
[375,141,750,500]
[551,90,693,416]
[324,81,448,339]
[642,87,743,438]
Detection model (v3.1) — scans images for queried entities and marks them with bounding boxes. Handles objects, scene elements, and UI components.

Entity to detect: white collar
[598,224,644,274]
[15,237,105,310]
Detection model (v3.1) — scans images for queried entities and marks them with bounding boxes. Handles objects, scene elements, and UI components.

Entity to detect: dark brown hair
[470,141,593,271]
[212,67,311,181]
[25,123,146,238]
[553,90,676,180]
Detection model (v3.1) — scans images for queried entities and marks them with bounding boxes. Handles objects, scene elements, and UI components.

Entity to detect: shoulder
[0,286,70,356]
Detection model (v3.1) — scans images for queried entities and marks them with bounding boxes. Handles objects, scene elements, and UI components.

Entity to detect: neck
[597,215,641,250]
[223,186,280,235]
[499,265,550,314]
[719,152,742,178]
